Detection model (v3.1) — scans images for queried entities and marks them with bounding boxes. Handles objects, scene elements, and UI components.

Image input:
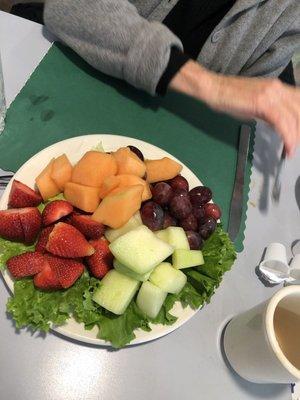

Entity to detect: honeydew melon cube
[136,281,167,319]
[155,229,169,243]
[113,259,151,282]
[93,270,140,315]
[172,249,204,269]
[105,211,142,243]
[109,225,174,274]
[149,262,187,294]
[155,227,189,250]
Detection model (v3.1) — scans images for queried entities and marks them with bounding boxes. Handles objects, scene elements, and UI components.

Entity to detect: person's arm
[169,60,300,156]
[44,0,183,95]
[44,0,300,155]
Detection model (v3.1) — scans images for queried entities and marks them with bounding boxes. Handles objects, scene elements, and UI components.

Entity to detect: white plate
[0,134,203,346]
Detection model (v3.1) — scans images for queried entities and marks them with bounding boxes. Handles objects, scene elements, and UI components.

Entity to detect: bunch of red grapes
[129,146,221,251]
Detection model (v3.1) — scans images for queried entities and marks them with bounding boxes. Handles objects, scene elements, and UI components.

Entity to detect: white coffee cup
[224,285,300,383]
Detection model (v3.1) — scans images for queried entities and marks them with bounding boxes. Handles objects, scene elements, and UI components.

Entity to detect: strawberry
[7,251,47,278]
[86,237,113,278]
[45,254,84,288]
[34,263,62,291]
[0,207,42,244]
[19,207,42,244]
[0,209,24,242]
[42,200,73,226]
[35,226,53,253]
[46,222,95,258]
[8,180,42,208]
[69,214,105,239]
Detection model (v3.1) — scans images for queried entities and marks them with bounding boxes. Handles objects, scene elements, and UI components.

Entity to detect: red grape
[199,217,217,239]
[189,186,212,207]
[152,182,173,206]
[180,213,198,231]
[128,145,144,161]
[192,205,205,224]
[163,212,177,229]
[140,201,164,231]
[169,190,192,220]
[168,175,189,192]
[186,231,203,250]
[203,203,222,220]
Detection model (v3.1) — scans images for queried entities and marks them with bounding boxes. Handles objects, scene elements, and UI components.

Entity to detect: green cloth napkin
[0,43,254,251]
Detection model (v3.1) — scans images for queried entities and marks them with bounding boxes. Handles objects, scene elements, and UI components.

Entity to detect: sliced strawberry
[45,254,84,288]
[8,180,42,208]
[42,200,73,226]
[35,226,53,253]
[7,251,47,278]
[46,222,95,258]
[69,214,105,239]
[0,209,24,242]
[19,207,42,244]
[86,237,113,278]
[34,263,62,291]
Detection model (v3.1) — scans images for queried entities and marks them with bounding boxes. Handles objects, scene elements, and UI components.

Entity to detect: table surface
[0,10,299,400]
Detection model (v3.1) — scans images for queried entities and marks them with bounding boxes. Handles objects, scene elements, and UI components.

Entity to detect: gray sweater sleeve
[241,18,300,79]
[44,0,183,95]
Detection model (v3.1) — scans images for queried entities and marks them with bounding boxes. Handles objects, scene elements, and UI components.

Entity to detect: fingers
[201,73,300,157]
[256,81,300,157]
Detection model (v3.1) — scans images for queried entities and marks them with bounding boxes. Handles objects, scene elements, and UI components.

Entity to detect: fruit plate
[0,134,203,346]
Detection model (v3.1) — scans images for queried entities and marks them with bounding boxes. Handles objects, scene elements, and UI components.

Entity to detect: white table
[0,10,299,400]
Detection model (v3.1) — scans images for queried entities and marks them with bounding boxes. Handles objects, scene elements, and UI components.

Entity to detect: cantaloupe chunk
[72,151,117,188]
[64,182,99,212]
[35,159,60,201]
[98,175,120,199]
[113,147,146,177]
[99,174,152,201]
[115,175,151,201]
[51,154,73,190]
[145,157,182,183]
[92,185,143,229]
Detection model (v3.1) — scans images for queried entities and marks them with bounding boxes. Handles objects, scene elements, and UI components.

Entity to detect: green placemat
[0,43,254,251]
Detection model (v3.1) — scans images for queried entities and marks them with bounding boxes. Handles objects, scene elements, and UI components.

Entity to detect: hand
[169,60,300,157]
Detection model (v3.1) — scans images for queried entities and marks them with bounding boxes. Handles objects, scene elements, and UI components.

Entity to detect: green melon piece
[155,229,169,243]
[113,259,151,282]
[172,249,204,269]
[105,211,142,242]
[109,225,174,274]
[155,227,189,250]
[93,270,140,315]
[149,262,187,294]
[136,281,167,319]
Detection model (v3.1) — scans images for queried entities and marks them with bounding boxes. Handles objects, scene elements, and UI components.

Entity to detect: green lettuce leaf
[95,302,150,348]
[6,273,93,331]
[4,225,236,348]
[200,225,237,284]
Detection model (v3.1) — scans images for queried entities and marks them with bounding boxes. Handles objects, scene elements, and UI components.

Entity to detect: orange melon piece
[64,182,99,213]
[35,159,60,201]
[72,151,117,188]
[113,147,146,177]
[51,154,73,191]
[98,175,120,199]
[145,157,182,183]
[114,174,152,201]
[92,185,143,229]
